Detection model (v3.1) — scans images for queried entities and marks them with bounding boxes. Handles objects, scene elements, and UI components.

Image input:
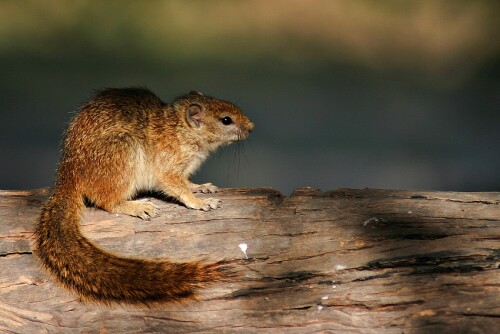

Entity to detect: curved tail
[34,189,226,305]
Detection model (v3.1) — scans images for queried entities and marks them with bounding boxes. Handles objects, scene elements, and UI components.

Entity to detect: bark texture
[0,187,499,333]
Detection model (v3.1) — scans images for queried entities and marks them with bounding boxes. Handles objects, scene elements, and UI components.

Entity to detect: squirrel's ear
[188,90,204,96]
[186,103,204,127]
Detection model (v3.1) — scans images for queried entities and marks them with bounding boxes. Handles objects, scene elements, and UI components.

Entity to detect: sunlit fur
[34,88,254,305]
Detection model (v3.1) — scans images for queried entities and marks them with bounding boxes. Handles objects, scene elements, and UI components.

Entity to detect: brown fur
[35,88,254,305]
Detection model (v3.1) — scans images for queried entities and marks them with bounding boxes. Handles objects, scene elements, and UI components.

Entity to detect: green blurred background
[1,0,499,194]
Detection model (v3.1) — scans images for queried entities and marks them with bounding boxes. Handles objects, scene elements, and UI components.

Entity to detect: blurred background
[0,0,499,195]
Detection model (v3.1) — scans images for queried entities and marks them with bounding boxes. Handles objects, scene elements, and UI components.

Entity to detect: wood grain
[0,187,499,333]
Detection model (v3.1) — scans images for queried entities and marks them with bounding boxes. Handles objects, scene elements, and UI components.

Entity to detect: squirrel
[34,88,254,305]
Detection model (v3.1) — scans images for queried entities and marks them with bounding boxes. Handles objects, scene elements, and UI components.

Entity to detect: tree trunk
[0,187,499,333]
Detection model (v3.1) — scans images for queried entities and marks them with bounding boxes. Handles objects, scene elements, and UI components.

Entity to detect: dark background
[1,1,499,195]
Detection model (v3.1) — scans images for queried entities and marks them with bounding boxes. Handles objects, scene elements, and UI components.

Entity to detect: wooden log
[0,187,499,333]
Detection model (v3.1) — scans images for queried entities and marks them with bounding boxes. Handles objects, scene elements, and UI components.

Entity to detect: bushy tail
[34,189,226,305]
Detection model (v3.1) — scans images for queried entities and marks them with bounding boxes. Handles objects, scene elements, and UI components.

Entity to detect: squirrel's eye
[221,116,233,125]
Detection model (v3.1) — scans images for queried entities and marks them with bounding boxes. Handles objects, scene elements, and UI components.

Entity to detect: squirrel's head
[173,91,254,149]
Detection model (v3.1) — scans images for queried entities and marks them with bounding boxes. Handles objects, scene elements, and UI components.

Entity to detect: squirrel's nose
[248,122,254,132]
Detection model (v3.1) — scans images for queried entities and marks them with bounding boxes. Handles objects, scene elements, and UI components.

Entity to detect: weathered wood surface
[0,187,499,333]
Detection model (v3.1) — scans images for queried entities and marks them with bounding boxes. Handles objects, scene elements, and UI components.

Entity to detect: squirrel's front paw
[111,200,160,220]
[190,183,219,193]
[186,198,221,211]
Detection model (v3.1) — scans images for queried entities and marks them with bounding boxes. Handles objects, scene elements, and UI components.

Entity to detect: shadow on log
[1,187,499,333]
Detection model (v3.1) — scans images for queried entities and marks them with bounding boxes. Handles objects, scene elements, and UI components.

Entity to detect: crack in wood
[408,194,500,205]
[262,271,322,282]
[0,251,32,258]
[459,313,500,318]
[352,272,393,282]
[141,315,200,324]
[367,252,468,265]
[411,265,486,275]
[266,231,319,237]
[323,300,426,311]
[268,252,334,265]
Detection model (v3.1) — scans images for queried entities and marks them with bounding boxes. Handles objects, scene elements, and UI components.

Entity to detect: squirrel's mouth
[236,129,250,141]
[225,124,252,143]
